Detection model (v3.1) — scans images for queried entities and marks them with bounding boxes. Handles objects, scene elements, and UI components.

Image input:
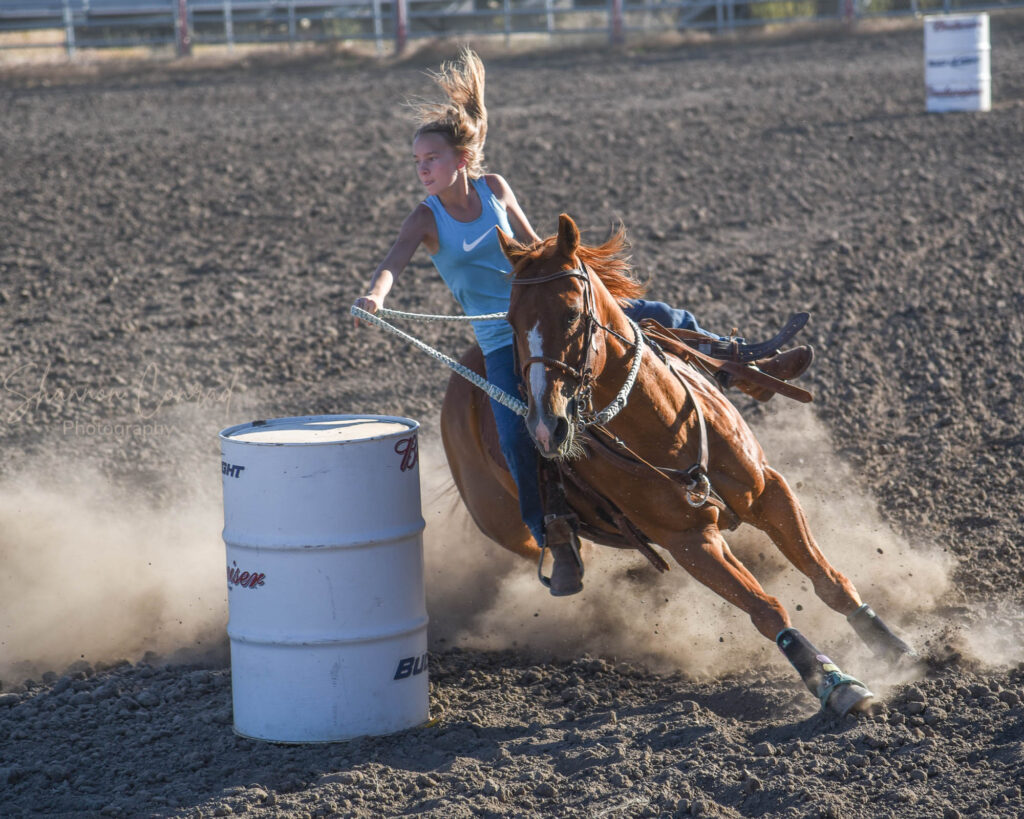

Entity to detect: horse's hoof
[820,672,875,718]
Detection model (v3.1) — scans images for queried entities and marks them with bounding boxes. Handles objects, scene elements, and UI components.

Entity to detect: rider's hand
[352,295,382,328]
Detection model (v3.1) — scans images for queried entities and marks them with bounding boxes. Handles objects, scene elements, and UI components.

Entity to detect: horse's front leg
[662,522,872,716]
[662,522,788,640]
[746,466,916,664]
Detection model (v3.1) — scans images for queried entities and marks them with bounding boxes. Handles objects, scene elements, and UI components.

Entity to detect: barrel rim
[231,719,432,745]
[222,517,426,551]
[227,614,430,646]
[219,413,419,446]
[923,11,989,18]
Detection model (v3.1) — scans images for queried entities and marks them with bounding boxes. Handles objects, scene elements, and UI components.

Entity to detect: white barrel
[220,414,428,743]
[924,13,991,113]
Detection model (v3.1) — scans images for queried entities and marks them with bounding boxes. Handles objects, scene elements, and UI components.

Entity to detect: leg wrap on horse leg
[776,628,873,714]
[848,604,918,663]
[776,628,827,696]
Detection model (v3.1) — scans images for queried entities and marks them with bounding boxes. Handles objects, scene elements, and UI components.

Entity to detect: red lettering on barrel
[227,561,266,590]
[934,20,978,31]
[394,435,418,472]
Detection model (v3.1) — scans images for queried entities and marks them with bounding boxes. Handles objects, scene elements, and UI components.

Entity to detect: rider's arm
[353,205,434,324]
[486,174,541,244]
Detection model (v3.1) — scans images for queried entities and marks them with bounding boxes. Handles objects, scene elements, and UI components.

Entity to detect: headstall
[511,261,643,431]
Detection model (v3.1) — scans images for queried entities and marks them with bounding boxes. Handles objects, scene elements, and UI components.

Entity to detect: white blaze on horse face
[526,321,553,451]
[526,321,548,404]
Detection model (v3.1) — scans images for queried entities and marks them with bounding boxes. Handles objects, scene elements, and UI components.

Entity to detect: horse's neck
[591,288,646,401]
[591,287,689,437]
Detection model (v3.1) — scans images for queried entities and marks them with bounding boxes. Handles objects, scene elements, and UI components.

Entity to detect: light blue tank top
[424,176,514,354]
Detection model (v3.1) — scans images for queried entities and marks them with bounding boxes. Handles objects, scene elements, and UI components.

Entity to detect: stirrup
[537,543,552,588]
[537,513,584,588]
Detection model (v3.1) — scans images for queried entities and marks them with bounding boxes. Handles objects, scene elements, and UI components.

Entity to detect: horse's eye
[566,311,582,329]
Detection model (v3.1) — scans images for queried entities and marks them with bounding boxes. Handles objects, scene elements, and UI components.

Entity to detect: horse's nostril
[553,416,570,448]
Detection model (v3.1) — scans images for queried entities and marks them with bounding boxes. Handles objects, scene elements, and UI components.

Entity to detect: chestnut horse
[441,214,915,715]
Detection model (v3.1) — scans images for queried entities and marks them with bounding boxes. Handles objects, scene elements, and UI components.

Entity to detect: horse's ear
[497,228,526,263]
[556,213,580,257]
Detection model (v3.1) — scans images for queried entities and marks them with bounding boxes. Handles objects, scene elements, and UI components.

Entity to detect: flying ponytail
[412,47,488,178]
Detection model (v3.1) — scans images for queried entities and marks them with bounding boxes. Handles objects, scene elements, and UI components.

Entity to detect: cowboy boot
[735,345,814,402]
[758,345,813,381]
[543,514,584,597]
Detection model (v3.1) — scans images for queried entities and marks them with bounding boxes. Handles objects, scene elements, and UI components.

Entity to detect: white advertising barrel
[924,13,991,113]
[219,414,428,743]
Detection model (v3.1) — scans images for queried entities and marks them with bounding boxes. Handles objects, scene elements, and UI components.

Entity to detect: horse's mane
[515,225,647,301]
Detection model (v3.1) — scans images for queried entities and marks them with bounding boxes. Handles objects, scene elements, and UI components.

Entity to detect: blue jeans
[621,299,715,338]
[484,299,718,547]
[485,344,547,546]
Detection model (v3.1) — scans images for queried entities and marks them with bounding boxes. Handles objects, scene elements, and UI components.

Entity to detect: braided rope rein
[349,305,644,426]
[361,306,509,323]
[350,305,528,416]
[591,316,644,426]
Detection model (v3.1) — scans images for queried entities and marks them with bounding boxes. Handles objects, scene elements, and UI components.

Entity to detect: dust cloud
[0,401,242,686]
[422,402,957,682]
[0,401,986,691]
[945,610,1024,671]
[0,462,228,685]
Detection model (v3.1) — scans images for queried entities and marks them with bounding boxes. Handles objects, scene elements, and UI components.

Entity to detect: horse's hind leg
[441,361,540,562]
[442,420,539,561]
[747,467,861,615]
[748,467,915,662]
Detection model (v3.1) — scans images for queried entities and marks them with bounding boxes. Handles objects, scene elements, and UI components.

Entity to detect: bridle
[510,260,643,431]
[510,259,712,508]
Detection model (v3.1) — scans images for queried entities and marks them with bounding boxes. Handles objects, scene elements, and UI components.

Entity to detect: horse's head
[500,214,614,460]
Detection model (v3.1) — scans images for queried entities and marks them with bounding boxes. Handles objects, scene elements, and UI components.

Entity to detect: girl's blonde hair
[412,47,488,179]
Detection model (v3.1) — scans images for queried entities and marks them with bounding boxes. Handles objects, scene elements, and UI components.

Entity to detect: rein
[350,265,645,429]
[353,263,713,511]
[350,304,529,416]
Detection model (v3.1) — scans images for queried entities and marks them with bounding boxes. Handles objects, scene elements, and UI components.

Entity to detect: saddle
[638,313,814,404]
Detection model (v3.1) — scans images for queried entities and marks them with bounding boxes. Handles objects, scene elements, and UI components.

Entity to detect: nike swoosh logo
[462,228,493,253]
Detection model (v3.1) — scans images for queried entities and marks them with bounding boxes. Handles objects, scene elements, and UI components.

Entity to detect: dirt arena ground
[2,13,1024,817]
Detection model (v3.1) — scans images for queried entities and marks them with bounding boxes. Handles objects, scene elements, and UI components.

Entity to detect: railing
[0,0,1019,58]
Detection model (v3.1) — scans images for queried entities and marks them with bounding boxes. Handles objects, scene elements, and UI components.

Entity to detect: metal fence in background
[0,0,1020,57]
